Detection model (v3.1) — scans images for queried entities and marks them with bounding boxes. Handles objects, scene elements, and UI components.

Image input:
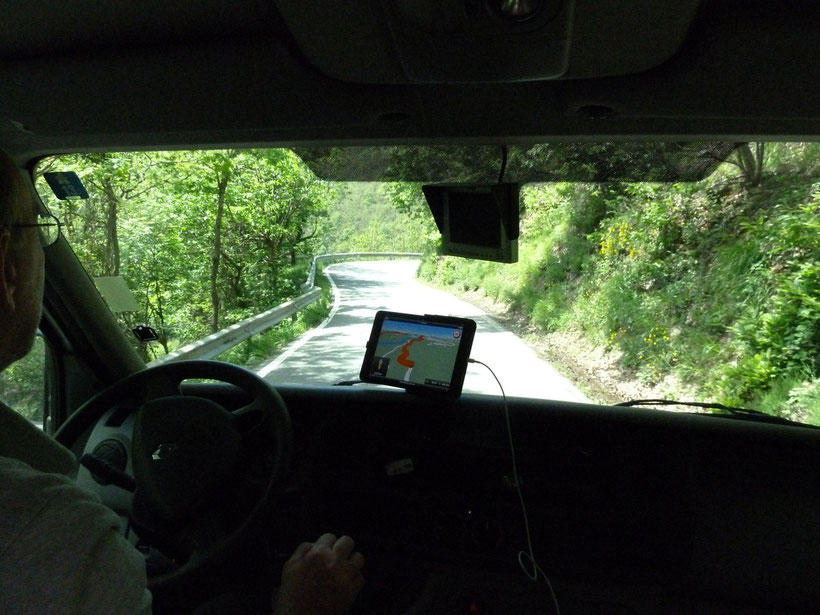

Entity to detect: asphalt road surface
[258,260,589,402]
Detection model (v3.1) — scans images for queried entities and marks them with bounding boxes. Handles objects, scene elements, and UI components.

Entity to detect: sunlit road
[258,261,588,402]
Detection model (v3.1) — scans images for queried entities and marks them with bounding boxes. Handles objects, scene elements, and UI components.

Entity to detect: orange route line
[397,335,425,368]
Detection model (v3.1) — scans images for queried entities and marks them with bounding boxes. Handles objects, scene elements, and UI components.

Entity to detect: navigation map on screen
[369,318,465,389]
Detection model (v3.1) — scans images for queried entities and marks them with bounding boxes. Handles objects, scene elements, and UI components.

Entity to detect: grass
[215,273,332,369]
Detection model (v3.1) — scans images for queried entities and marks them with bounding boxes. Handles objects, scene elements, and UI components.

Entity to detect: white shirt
[0,403,152,614]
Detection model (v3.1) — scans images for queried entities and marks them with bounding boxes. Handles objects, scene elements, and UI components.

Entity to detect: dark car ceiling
[0,0,818,163]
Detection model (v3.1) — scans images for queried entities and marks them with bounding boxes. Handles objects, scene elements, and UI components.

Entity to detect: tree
[728,143,766,186]
[221,150,332,305]
[209,152,236,332]
[78,153,159,276]
[159,150,239,333]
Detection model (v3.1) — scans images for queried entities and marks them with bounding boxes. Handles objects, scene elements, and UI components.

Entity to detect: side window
[0,334,47,429]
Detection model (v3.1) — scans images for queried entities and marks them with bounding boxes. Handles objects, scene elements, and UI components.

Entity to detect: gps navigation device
[360,311,476,397]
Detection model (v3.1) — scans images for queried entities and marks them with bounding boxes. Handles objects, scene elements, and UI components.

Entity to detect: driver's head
[0,148,44,371]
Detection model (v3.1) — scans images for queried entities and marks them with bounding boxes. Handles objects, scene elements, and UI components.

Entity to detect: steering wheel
[54,360,293,596]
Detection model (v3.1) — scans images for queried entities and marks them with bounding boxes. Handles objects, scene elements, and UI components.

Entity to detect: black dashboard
[259,385,820,615]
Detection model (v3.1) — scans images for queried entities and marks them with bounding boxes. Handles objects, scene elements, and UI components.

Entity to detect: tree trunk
[154,280,170,355]
[210,174,229,333]
[753,142,765,185]
[102,179,121,276]
[733,142,765,186]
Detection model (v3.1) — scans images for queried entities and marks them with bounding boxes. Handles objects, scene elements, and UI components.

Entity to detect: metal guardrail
[302,252,422,291]
[149,252,422,366]
[148,287,321,366]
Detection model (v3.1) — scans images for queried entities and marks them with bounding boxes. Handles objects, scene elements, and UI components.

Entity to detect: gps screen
[360,311,476,397]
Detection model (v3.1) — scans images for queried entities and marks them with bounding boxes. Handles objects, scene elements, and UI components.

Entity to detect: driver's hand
[273,533,365,615]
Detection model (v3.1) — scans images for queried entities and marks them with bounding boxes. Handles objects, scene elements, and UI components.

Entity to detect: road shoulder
[438,287,698,405]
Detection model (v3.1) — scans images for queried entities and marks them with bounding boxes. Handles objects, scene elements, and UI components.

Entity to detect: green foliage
[322,182,436,253]
[2,149,342,415]
[35,149,333,359]
[419,144,820,425]
[0,337,46,424]
[216,283,332,369]
[765,143,820,176]
[6,150,434,415]
[531,289,569,332]
[714,191,820,399]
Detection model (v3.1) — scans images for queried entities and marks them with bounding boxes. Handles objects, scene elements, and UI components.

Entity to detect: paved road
[258,260,588,402]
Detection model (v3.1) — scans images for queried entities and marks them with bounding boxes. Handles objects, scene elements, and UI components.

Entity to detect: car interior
[1,1,819,614]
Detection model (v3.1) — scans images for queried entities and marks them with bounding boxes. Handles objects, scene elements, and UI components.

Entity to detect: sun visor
[295,142,740,183]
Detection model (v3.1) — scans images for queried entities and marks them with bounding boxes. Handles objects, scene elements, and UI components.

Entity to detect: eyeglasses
[11,212,63,247]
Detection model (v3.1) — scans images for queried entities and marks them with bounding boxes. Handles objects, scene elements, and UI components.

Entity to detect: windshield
[31,144,820,425]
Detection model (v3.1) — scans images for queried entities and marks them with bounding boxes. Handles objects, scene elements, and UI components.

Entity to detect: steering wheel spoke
[232,398,269,432]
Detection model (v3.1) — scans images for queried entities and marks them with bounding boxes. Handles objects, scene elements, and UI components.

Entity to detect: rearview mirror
[423,183,519,263]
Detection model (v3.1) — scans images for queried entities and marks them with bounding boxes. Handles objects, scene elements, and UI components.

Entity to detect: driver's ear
[0,229,18,311]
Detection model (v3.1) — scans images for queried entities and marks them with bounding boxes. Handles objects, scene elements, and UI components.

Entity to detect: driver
[0,148,365,615]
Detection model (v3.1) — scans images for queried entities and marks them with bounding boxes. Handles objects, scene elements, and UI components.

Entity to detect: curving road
[258,260,588,402]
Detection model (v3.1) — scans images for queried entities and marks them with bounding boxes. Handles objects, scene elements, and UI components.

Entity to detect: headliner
[0,0,818,164]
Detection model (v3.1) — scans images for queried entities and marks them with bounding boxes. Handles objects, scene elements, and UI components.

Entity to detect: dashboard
[69,381,820,614]
[273,385,820,614]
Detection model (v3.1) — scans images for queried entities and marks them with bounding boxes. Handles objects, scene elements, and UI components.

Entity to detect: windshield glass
[33,144,820,425]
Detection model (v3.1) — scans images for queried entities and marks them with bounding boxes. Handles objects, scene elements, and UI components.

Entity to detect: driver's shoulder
[0,455,151,614]
[0,400,75,474]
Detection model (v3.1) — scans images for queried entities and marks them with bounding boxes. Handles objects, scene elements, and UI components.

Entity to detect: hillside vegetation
[321,182,434,253]
[416,143,820,425]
